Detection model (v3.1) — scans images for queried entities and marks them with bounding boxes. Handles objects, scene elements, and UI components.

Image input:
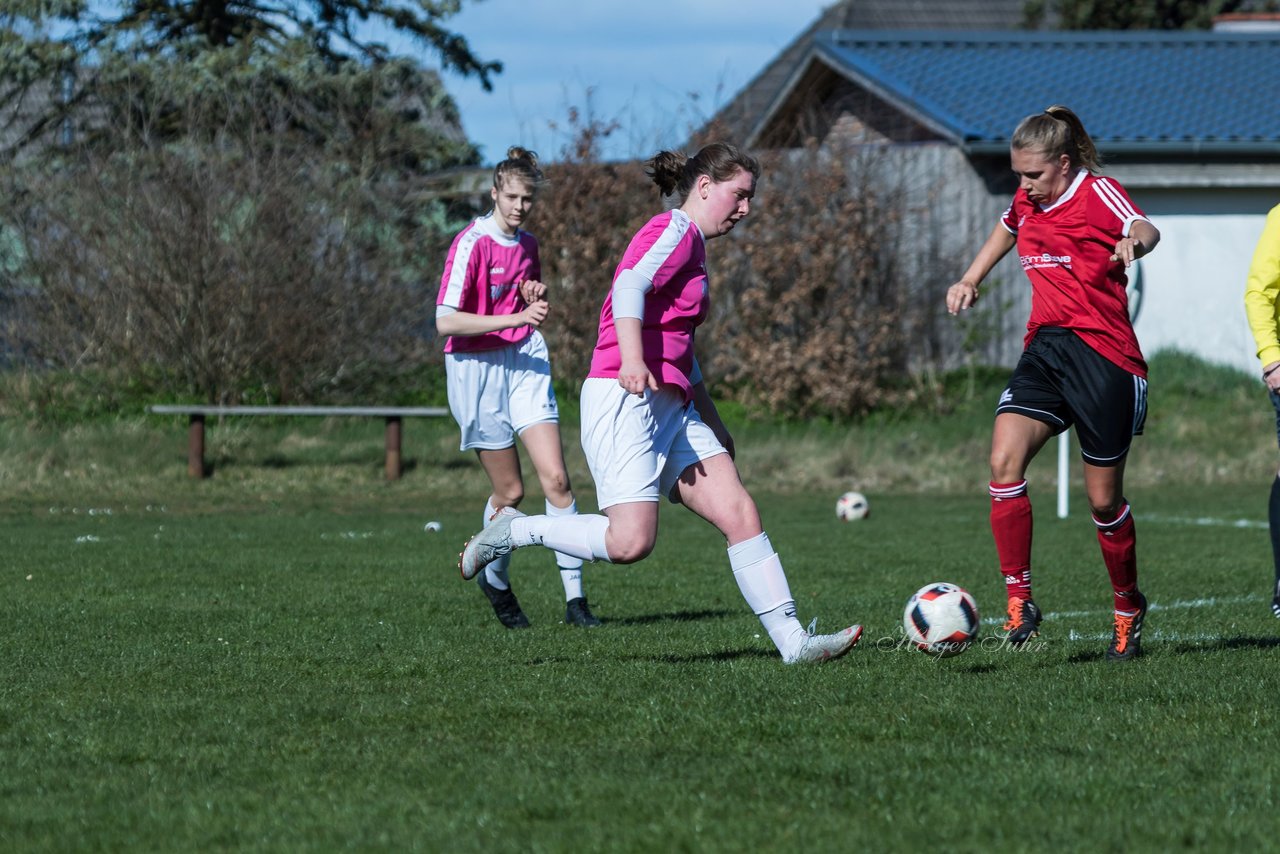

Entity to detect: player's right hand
[1265,360,1280,392]
[618,358,659,396]
[946,280,980,315]
[523,299,549,327]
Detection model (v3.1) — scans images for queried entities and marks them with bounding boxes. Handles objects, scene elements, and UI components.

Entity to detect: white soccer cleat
[784,624,863,664]
[458,506,526,581]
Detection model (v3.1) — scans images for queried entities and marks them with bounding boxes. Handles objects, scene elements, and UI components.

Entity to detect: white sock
[547,500,585,600]
[559,568,583,601]
[510,513,612,563]
[483,498,512,590]
[729,532,805,658]
[545,501,586,568]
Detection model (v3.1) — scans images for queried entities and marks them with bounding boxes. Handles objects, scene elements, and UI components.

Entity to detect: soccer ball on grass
[903,582,980,657]
[835,491,870,521]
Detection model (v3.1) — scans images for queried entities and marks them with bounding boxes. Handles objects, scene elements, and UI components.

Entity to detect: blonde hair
[646,142,761,199]
[493,146,543,190]
[1010,105,1103,173]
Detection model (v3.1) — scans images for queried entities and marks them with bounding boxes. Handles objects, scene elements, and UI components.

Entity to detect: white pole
[1057,429,1069,519]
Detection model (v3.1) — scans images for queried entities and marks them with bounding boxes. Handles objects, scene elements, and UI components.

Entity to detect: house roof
[752,30,1280,156]
[703,0,1042,147]
[813,0,1036,30]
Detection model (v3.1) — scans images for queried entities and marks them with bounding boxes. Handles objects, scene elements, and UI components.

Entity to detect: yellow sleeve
[1244,204,1280,368]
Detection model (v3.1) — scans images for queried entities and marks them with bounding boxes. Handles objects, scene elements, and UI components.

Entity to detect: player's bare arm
[1110,220,1161,266]
[615,317,658,396]
[947,225,1016,314]
[436,300,547,337]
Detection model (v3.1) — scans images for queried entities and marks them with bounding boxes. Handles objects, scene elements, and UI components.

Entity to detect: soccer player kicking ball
[459,142,862,664]
[946,106,1161,661]
[436,147,600,630]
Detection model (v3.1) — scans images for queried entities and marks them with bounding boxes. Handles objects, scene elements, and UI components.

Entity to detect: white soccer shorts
[579,377,727,509]
[445,331,559,451]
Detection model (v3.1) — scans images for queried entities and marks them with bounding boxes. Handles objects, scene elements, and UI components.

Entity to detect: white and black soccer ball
[835,491,870,521]
[903,582,980,658]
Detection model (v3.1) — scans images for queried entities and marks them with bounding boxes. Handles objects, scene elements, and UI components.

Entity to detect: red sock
[990,481,1032,601]
[1095,502,1139,612]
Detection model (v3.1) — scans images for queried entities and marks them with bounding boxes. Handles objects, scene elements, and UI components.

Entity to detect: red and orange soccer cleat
[1002,597,1042,646]
[1106,592,1147,662]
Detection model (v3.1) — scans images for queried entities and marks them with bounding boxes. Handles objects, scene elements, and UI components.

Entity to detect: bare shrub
[1,54,465,406]
[711,142,959,418]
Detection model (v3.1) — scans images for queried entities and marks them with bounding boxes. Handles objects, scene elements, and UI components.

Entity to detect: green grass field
[2,352,1278,850]
[2,483,1277,850]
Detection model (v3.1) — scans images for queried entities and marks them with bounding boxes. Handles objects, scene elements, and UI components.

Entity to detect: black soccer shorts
[996,327,1147,466]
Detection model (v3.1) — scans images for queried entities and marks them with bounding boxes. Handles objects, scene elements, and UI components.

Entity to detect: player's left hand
[1110,237,1145,267]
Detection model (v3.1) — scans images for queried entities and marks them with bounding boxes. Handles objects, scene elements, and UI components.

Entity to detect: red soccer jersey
[1001,169,1150,377]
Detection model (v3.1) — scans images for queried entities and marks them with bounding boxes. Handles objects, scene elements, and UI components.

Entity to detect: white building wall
[1123,186,1278,377]
[1131,213,1263,375]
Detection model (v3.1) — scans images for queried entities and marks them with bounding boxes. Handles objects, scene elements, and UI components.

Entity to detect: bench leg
[188,414,207,478]
[385,416,402,481]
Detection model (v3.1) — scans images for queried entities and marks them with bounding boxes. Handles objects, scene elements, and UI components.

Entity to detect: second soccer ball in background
[835,490,870,521]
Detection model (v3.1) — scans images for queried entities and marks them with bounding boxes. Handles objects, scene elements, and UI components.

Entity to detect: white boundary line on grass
[978,593,1268,643]
[1141,513,1268,530]
[980,593,1260,626]
[1062,629,1247,642]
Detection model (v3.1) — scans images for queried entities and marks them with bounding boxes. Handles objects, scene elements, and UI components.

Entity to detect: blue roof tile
[812,30,1280,152]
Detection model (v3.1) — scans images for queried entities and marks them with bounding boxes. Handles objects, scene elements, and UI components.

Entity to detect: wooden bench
[148,405,449,480]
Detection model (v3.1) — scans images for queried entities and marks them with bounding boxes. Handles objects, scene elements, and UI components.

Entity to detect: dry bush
[712,143,957,418]
[0,55,465,407]
[10,148,427,404]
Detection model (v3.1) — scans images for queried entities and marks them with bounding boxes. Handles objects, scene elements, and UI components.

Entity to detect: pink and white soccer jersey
[588,209,708,401]
[437,213,557,450]
[1001,169,1152,378]
[437,213,540,354]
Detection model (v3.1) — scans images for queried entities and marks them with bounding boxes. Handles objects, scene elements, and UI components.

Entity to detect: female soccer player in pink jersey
[946,106,1161,661]
[436,146,600,629]
[458,143,862,664]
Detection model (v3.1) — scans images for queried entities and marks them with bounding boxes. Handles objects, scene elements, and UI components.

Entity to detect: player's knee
[493,485,524,509]
[718,494,762,542]
[1088,498,1124,520]
[539,469,571,502]
[606,528,656,564]
[988,448,1024,483]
